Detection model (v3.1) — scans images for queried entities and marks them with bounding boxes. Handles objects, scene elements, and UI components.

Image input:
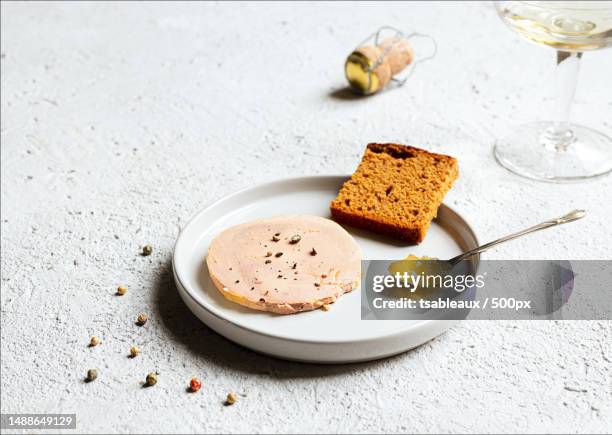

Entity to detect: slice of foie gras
[206,215,362,314]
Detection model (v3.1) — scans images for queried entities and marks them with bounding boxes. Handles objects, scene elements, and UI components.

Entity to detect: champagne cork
[345,36,414,95]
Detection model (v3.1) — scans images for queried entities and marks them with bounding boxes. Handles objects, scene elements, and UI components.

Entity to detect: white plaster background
[1,1,611,434]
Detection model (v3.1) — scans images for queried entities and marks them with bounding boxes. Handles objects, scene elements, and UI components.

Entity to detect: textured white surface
[1,2,611,434]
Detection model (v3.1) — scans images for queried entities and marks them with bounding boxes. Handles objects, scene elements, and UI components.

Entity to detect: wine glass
[494,1,612,182]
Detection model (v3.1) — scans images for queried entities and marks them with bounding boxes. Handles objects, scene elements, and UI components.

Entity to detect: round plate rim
[172,174,478,345]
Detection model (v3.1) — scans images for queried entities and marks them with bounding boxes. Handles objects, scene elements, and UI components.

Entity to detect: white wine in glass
[494,1,612,182]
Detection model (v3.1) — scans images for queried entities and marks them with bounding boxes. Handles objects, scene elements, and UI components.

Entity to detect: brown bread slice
[330,143,458,244]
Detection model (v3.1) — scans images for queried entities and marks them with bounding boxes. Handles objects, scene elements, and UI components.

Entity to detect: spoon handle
[448,209,586,264]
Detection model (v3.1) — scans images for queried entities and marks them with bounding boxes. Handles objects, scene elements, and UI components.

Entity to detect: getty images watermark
[361,260,612,320]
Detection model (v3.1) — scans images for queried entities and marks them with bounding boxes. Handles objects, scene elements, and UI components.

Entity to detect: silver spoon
[448,209,586,266]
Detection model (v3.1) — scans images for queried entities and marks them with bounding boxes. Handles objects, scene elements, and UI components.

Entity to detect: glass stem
[546,51,582,152]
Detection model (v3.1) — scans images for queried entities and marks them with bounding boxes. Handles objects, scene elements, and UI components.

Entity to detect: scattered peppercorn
[145,372,158,386]
[292,263,297,269]
[130,345,140,358]
[86,369,98,382]
[321,274,327,279]
[259,298,265,303]
[235,280,240,283]
[89,336,101,347]
[142,245,153,256]
[289,235,301,244]
[225,392,237,405]
[272,235,280,242]
[314,283,320,287]
[274,232,280,236]
[136,313,148,326]
[265,251,272,257]
[275,252,283,257]
[189,378,202,393]
[265,259,271,264]
[310,248,317,256]
[117,285,127,295]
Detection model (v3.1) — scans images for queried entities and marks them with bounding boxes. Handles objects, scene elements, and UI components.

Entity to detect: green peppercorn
[130,345,140,358]
[225,392,237,405]
[146,372,157,386]
[136,313,148,326]
[142,245,153,256]
[86,369,98,382]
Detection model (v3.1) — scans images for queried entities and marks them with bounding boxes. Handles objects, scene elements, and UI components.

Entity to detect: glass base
[494,121,612,183]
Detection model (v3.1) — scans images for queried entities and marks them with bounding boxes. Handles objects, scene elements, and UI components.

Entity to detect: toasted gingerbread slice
[330,143,458,244]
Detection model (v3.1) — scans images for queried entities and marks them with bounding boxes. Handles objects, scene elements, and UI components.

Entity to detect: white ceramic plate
[173,176,478,363]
